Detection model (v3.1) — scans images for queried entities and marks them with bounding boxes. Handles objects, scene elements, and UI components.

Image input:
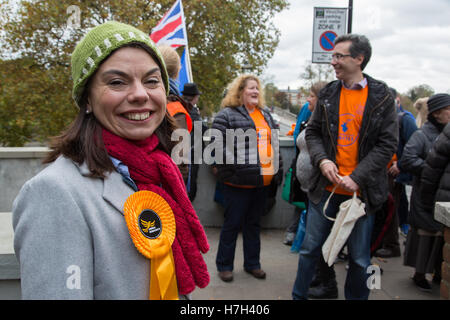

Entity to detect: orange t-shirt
[326,85,368,195]
[249,108,274,186]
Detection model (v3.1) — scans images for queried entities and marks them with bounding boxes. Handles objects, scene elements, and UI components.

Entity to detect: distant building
[278,87,306,107]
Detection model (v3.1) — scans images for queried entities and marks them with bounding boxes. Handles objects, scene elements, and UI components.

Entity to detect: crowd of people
[11,20,450,300]
[286,35,450,299]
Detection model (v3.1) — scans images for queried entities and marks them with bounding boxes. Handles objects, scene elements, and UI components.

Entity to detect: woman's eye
[145,78,161,88]
[109,79,125,86]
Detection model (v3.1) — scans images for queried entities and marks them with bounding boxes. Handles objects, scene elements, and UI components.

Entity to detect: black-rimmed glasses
[331,53,352,60]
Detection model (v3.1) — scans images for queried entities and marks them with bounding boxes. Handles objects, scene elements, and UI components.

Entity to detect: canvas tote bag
[321,187,366,266]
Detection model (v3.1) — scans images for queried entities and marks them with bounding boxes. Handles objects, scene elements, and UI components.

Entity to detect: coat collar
[236,105,274,128]
[320,73,390,113]
[78,161,134,215]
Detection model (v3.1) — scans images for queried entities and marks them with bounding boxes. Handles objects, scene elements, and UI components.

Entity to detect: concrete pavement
[191,227,441,300]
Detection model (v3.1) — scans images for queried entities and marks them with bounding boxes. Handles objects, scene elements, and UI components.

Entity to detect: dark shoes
[412,274,432,292]
[308,282,338,299]
[245,268,266,279]
[374,247,401,258]
[219,269,267,282]
[219,271,233,282]
[432,274,441,285]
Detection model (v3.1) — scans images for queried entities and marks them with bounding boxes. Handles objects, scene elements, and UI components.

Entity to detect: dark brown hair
[334,34,372,71]
[44,42,178,178]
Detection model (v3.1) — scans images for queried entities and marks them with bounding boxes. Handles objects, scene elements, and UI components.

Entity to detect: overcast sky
[263,0,450,95]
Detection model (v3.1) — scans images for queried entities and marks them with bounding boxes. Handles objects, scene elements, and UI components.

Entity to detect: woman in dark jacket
[421,122,450,207]
[212,74,282,282]
[401,93,450,291]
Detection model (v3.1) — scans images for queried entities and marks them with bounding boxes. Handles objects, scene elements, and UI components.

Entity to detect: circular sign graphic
[138,209,162,239]
[319,31,338,51]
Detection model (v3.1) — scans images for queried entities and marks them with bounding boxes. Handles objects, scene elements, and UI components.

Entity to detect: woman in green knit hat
[12,21,210,300]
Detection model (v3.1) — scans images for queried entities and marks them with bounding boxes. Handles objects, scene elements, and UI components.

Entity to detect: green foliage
[0,58,76,146]
[406,84,435,103]
[398,84,435,118]
[183,0,288,115]
[0,0,288,145]
[289,103,300,115]
[299,60,335,88]
[397,94,414,117]
[264,82,280,108]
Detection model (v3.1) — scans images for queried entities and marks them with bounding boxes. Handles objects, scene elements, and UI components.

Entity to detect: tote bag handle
[323,185,338,222]
[322,174,356,222]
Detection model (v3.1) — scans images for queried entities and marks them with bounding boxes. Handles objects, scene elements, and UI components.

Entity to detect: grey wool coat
[13,156,153,299]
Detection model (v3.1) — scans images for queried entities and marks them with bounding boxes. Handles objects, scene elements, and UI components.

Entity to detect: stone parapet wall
[434,202,450,300]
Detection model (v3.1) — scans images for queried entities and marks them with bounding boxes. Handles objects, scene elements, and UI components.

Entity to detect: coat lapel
[102,170,135,215]
[78,162,134,215]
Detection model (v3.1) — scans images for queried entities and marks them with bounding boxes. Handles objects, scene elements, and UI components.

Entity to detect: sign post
[312,7,348,64]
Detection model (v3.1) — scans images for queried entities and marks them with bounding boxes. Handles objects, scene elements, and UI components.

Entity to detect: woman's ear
[85,97,92,114]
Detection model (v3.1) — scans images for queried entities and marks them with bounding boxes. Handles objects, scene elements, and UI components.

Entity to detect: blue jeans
[216,185,268,272]
[292,190,375,300]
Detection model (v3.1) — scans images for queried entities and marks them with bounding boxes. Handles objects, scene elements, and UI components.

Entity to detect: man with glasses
[292,34,398,300]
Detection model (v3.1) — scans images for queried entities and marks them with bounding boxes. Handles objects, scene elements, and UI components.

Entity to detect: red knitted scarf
[102,128,210,295]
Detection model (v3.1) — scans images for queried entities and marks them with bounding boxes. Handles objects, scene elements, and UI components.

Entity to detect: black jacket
[212,105,283,187]
[305,74,398,214]
[421,122,450,204]
[401,121,443,232]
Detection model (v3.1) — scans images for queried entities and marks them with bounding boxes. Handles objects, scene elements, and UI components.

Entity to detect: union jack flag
[150,0,188,48]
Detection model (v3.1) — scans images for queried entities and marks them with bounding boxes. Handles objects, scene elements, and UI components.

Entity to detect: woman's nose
[128,82,149,104]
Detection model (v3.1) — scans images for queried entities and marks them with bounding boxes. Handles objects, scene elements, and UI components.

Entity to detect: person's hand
[319,159,341,185]
[338,175,360,193]
[388,161,400,177]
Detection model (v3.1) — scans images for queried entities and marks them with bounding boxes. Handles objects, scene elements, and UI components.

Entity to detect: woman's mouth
[122,111,153,121]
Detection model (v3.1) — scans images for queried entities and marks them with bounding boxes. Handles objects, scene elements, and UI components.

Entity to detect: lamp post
[348,0,353,33]
[241,60,252,74]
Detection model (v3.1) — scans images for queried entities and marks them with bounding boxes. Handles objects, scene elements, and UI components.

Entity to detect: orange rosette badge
[123,190,178,300]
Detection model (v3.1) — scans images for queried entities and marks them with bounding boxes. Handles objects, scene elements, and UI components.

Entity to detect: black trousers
[216,184,268,272]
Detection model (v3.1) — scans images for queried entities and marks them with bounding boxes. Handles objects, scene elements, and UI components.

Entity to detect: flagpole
[184,43,194,82]
[180,0,193,82]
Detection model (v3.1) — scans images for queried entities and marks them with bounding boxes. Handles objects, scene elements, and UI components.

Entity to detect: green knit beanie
[71,21,169,108]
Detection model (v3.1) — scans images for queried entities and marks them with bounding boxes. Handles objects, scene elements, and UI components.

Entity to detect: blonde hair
[221,74,265,108]
[414,97,429,128]
[157,45,180,79]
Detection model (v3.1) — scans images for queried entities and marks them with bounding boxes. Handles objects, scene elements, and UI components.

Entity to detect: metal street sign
[312,7,348,64]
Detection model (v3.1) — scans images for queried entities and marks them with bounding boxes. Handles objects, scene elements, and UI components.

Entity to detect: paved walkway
[191,227,441,300]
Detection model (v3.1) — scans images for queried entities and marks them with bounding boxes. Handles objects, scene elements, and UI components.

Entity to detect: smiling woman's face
[241,79,260,108]
[87,46,167,141]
